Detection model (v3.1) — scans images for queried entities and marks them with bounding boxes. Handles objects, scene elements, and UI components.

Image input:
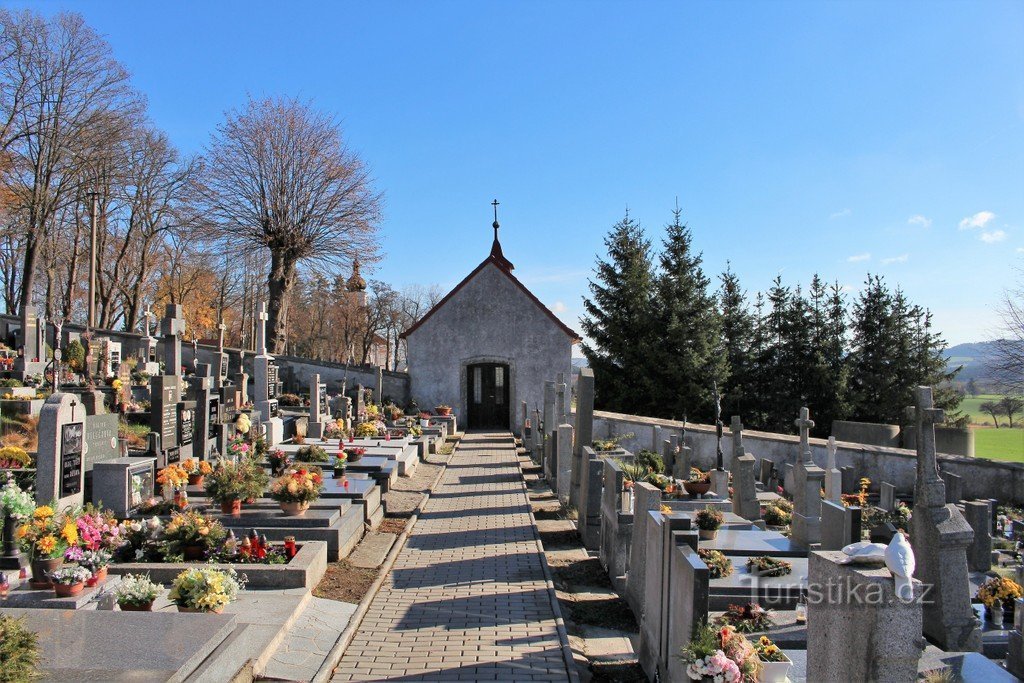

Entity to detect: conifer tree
[651,207,725,422]
[581,212,657,414]
[847,275,900,423]
[718,264,756,420]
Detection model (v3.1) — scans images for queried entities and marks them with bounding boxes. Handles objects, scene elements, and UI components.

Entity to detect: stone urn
[280,501,310,516]
[683,480,711,497]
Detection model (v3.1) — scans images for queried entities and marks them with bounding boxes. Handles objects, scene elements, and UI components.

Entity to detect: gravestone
[823,435,842,503]
[308,374,325,439]
[664,543,711,683]
[531,407,543,461]
[1009,598,1024,679]
[376,366,383,404]
[139,305,160,375]
[555,381,567,426]
[556,424,573,505]
[92,457,156,518]
[234,364,249,405]
[820,500,861,550]
[879,482,897,512]
[840,465,857,494]
[731,453,760,522]
[664,433,678,475]
[150,376,180,466]
[963,500,993,573]
[520,400,528,447]
[579,447,604,550]
[35,393,86,509]
[672,426,692,480]
[15,304,45,380]
[216,319,229,387]
[159,304,185,385]
[355,383,366,419]
[783,463,795,495]
[791,407,825,548]
[758,457,774,486]
[807,551,924,682]
[542,381,556,479]
[83,413,121,472]
[907,386,981,652]
[252,302,283,445]
[730,415,744,469]
[624,482,662,618]
[189,363,217,460]
[941,470,963,504]
[177,400,195,461]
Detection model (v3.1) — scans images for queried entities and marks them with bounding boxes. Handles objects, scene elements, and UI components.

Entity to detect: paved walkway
[332,432,571,682]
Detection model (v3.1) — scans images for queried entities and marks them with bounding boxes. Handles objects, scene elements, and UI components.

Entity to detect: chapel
[402,205,578,431]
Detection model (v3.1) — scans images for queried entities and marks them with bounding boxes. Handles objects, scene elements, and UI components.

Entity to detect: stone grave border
[107,539,328,589]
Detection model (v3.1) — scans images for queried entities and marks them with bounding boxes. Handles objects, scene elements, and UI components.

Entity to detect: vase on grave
[188,474,204,487]
[177,605,224,614]
[119,600,154,612]
[280,501,309,516]
[30,557,62,589]
[684,480,711,497]
[182,545,205,561]
[220,499,242,515]
[988,600,1005,628]
[54,581,84,598]
[758,655,793,683]
[698,529,718,540]
[85,566,108,587]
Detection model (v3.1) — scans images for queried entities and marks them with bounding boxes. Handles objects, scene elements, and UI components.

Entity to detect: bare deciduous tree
[200,96,383,354]
[990,267,1024,394]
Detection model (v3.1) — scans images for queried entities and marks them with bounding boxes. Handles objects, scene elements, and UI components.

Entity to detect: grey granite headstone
[823,436,842,503]
[759,457,775,485]
[190,364,217,460]
[807,551,924,682]
[556,423,573,505]
[93,457,156,518]
[308,373,325,440]
[731,453,760,522]
[580,448,604,550]
[159,303,185,382]
[672,429,692,480]
[879,482,896,512]
[907,386,981,652]
[964,500,993,573]
[663,433,678,476]
[792,407,824,548]
[625,482,662,618]
[820,500,861,550]
[150,375,180,464]
[542,381,555,478]
[664,543,710,683]
[840,465,857,494]
[1008,598,1024,679]
[942,470,963,504]
[783,463,795,495]
[35,393,86,509]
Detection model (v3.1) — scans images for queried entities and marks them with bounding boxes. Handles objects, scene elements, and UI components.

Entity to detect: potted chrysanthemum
[696,506,725,540]
[269,467,324,516]
[168,567,246,614]
[48,565,91,597]
[115,574,161,612]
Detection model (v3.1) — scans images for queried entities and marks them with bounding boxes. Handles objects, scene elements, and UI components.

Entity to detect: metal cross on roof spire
[492,199,500,240]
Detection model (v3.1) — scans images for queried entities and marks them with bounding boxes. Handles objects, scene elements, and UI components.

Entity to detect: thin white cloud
[908,215,932,228]
[882,254,909,264]
[959,211,996,230]
[980,230,1007,244]
[1016,247,1024,253]
[846,253,871,263]
[551,301,567,313]
[830,208,852,220]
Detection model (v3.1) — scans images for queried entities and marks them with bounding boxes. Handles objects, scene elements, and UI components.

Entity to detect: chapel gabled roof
[400,248,580,343]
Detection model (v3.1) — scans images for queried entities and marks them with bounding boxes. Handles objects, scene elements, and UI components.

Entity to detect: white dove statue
[840,540,887,564]
[885,532,916,602]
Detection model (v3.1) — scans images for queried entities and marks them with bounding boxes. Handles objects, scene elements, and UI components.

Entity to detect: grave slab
[699,528,805,558]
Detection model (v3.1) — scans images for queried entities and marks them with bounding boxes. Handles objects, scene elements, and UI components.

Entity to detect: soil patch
[313,560,378,604]
[539,529,578,549]
[549,556,614,590]
[532,508,565,520]
[590,660,647,682]
[562,593,638,632]
[378,517,408,535]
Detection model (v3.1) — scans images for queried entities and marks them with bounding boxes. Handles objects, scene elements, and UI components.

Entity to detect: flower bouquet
[168,566,246,613]
[227,436,251,459]
[269,467,324,516]
[234,413,251,435]
[754,635,792,683]
[745,556,792,577]
[163,510,227,561]
[762,499,793,527]
[0,445,31,469]
[65,547,112,586]
[684,467,712,497]
[697,548,733,579]
[268,449,291,475]
[716,602,776,633]
[48,565,91,597]
[113,517,165,563]
[977,576,1022,623]
[681,622,760,683]
[181,458,213,486]
[115,573,161,611]
[344,446,366,463]
[354,421,382,438]
[296,445,330,462]
[696,506,724,540]
[18,504,76,587]
[1,475,34,520]
[205,460,267,514]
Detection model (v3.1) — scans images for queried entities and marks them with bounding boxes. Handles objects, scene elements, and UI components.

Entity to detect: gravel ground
[382,449,454,515]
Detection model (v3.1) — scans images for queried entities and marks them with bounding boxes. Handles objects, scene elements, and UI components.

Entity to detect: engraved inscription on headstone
[165,446,180,465]
[60,422,84,498]
[83,413,120,471]
[268,364,278,399]
[179,405,194,446]
[269,399,280,418]
[208,398,220,439]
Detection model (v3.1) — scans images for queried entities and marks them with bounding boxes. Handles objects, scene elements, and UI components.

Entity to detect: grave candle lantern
[284,536,296,560]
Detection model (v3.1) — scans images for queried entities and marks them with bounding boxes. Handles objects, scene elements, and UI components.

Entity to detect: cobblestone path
[332,432,571,681]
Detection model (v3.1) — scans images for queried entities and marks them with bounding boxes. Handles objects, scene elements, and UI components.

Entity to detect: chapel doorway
[467,363,510,430]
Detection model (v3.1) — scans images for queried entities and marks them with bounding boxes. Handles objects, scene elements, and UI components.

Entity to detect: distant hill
[945,341,995,382]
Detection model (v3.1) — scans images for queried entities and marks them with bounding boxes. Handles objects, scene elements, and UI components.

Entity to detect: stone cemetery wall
[591,409,1024,504]
[831,419,901,448]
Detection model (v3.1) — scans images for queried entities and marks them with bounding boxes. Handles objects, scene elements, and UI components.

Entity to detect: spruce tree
[802,275,848,435]
[847,275,902,423]
[718,264,756,421]
[580,212,657,414]
[651,207,725,422]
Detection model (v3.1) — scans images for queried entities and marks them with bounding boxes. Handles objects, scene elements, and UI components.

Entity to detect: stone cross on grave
[713,382,724,470]
[217,319,226,352]
[160,304,185,378]
[824,435,842,503]
[730,415,744,460]
[256,302,269,356]
[143,305,155,338]
[794,406,815,464]
[191,337,198,371]
[907,386,947,508]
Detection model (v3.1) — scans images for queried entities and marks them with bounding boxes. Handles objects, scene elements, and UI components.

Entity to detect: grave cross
[713,382,724,470]
[256,302,269,355]
[143,305,155,336]
[794,406,815,464]
[826,436,838,471]
[730,415,744,459]
[217,319,226,352]
[192,336,198,370]
[906,386,946,507]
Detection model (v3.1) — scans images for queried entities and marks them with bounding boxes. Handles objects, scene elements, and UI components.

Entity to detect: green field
[973,427,1024,462]
[961,394,1020,427]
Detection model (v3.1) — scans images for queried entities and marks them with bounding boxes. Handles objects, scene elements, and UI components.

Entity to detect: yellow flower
[37,535,57,554]
[15,525,28,539]
[61,521,79,544]
[34,505,54,519]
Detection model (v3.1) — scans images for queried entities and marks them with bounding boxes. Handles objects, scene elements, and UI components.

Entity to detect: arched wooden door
[467,363,510,430]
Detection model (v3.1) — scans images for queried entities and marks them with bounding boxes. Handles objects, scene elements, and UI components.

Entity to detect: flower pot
[244,497,256,505]
[119,600,154,612]
[220,499,242,515]
[683,480,711,497]
[698,529,719,540]
[85,566,108,587]
[177,605,224,614]
[346,451,362,463]
[758,657,793,683]
[188,474,204,487]
[435,407,451,416]
[30,557,63,589]
[182,544,205,561]
[54,581,84,597]
[280,501,310,516]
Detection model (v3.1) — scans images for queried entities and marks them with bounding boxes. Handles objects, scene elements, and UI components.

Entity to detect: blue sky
[15,0,1024,347]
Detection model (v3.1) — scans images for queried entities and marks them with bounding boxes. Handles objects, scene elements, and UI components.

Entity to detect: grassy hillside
[960,394,1021,427]
[974,427,1024,462]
